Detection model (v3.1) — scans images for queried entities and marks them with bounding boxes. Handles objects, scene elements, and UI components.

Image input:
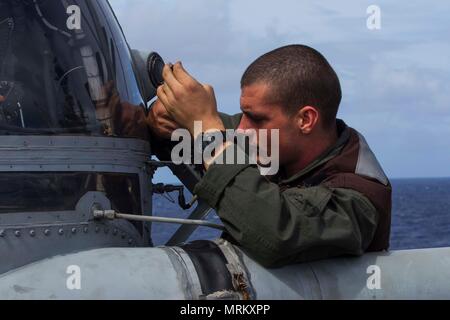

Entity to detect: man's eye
[247,114,263,122]
[252,116,265,123]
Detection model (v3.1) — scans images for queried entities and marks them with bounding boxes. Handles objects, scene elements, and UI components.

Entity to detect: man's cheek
[278,138,295,160]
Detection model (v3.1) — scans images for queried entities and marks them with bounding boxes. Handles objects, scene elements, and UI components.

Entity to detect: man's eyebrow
[241,109,267,120]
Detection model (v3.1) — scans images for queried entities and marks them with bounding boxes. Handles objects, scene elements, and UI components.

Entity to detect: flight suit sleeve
[194,158,380,268]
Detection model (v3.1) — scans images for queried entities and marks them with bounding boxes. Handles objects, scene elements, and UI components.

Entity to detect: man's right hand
[146,99,180,140]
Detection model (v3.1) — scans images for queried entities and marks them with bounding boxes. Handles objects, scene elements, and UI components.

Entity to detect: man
[147,45,392,268]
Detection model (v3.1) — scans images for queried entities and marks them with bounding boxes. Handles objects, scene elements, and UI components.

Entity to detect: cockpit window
[0,0,147,139]
[0,172,142,215]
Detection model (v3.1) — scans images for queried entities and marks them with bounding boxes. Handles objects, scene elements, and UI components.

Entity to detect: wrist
[204,140,233,170]
[193,129,230,171]
[190,116,225,139]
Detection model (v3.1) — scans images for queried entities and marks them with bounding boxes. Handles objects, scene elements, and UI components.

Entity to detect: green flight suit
[193,113,381,268]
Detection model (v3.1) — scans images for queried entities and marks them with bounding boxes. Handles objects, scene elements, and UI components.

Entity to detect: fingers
[156,85,172,114]
[157,66,178,109]
[149,98,179,123]
[151,99,175,121]
[162,82,176,105]
[147,107,179,139]
[156,61,218,134]
[148,114,177,130]
[162,64,182,94]
[158,118,179,132]
[173,61,200,87]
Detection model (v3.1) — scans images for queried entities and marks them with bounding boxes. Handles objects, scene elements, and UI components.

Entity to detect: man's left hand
[156,61,225,138]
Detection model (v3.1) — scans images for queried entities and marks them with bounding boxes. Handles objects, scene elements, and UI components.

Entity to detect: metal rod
[166,201,213,246]
[17,102,25,128]
[93,210,225,231]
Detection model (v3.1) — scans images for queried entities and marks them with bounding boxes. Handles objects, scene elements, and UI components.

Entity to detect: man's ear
[295,106,319,134]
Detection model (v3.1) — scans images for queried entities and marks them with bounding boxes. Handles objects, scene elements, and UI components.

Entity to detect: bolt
[58,229,64,235]
[83,227,88,234]
[95,227,100,233]
[71,228,77,234]
[29,230,36,237]
[44,229,51,236]
[128,239,134,245]
[0,230,5,237]
[15,230,21,237]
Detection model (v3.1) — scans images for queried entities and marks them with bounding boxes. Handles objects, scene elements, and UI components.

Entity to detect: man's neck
[284,125,339,178]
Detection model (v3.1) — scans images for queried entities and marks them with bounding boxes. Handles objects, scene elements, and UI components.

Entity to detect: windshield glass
[0,172,142,214]
[0,0,148,139]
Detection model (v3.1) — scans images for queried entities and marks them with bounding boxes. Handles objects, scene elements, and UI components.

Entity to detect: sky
[110,0,450,180]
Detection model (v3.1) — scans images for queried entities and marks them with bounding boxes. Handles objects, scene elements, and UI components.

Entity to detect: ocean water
[391,178,450,250]
[152,178,450,250]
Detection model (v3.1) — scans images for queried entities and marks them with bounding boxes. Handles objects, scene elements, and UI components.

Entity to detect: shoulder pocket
[283,186,333,217]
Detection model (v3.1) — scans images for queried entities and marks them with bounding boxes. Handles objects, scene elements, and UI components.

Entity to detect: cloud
[109,0,450,178]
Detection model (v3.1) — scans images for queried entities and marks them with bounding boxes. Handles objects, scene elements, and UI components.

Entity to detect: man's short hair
[241,44,342,128]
